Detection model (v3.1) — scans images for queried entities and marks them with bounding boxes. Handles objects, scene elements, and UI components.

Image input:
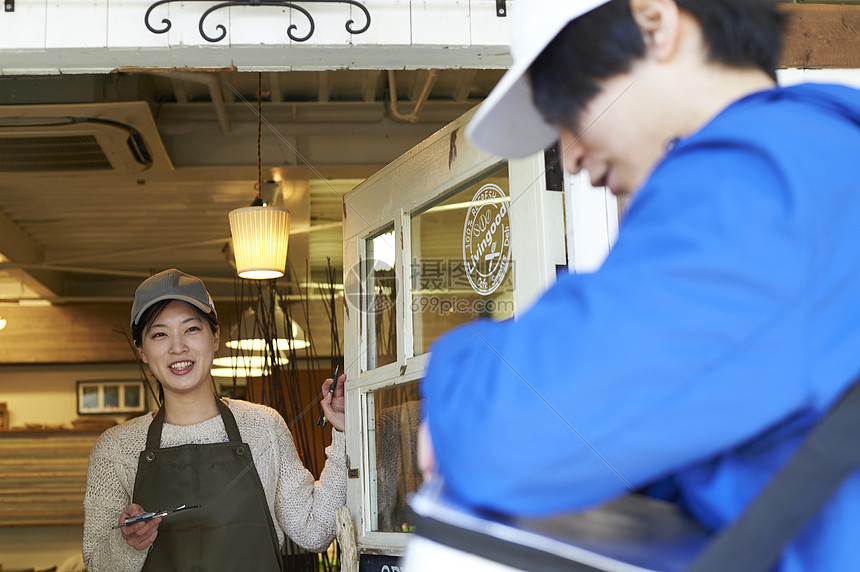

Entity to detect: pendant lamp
[229,72,291,280]
[213,299,307,378]
[226,304,310,352]
[212,366,268,379]
[210,353,288,378]
[229,205,290,279]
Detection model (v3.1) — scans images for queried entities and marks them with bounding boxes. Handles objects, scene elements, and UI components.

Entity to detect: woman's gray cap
[131,268,216,328]
[466,0,611,159]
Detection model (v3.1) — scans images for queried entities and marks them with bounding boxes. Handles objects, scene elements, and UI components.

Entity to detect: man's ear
[213,325,220,350]
[629,0,680,61]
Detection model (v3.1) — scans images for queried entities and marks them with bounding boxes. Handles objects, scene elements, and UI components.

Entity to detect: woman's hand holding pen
[119,503,161,551]
[320,372,347,432]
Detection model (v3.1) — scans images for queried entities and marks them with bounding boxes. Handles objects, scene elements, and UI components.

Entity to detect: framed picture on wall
[76,380,146,415]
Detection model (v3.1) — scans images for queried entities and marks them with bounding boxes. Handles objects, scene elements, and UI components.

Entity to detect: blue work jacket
[422,83,860,571]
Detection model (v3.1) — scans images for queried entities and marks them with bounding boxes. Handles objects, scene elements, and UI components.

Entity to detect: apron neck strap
[145,398,243,450]
[145,406,166,451]
[216,398,243,443]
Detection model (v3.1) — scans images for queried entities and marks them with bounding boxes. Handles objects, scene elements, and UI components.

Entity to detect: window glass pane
[124,385,141,408]
[366,227,397,369]
[411,164,514,355]
[370,381,422,532]
[103,385,120,408]
[82,386,99,410]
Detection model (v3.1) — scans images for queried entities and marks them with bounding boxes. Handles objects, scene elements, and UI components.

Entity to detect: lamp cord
[256,71,263,202]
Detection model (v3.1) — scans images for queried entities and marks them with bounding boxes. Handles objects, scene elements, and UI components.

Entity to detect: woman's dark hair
[132,299,220,347]
[529,0,785,131]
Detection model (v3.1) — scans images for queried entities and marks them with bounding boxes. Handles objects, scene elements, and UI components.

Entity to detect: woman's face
[137,300,219,400]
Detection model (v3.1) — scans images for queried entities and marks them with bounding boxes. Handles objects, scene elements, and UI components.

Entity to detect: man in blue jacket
[418,0,860,569]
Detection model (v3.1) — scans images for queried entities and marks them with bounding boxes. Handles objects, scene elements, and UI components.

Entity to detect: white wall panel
[166,1,229,47]
[349,0,410,47]
[45,0,108,49]
[303,1,352,46]
[228,4,292,47]
[508,153,568,314]
[564,172,618,274]
[0,0,47,50]
[1,0,512,73]
[470,0,509,47]
[778,68,860,90]
[109,0,169,48]
[411,0,470,46]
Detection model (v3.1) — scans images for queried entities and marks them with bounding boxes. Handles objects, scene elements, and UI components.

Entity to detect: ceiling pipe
[387,69,438,123]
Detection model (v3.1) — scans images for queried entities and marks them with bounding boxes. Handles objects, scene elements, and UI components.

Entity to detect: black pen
[113,504,199,529]
[317,365,340,428]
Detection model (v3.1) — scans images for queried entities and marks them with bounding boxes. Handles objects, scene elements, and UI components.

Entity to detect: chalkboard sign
[359,553,404,572]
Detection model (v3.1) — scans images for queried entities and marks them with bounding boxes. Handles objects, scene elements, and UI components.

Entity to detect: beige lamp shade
[213,354,287,369]
[210,353,290,378]
[211,365,268,378]
[226,305,310,352]
[229,206,291,279]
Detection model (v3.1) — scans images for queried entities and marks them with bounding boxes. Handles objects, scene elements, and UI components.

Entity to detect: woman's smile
[168,360,195,375]
[138,299,219,399]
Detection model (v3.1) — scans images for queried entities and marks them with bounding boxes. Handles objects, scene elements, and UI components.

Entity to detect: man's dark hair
[529,0,785,132]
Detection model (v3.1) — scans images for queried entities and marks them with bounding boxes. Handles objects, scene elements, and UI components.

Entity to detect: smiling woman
[82,268,348,572]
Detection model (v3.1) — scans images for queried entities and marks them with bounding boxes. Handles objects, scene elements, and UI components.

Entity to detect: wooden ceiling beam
[454,69,477,102]
[0,210,42,265]
[318,71,330,103]
[363,70,380,102]
[780,4,860,69]
[0,210,66,298]
[268,72,283,103]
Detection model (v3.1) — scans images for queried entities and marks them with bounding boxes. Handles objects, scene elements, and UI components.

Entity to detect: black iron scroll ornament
[144,0,371,43]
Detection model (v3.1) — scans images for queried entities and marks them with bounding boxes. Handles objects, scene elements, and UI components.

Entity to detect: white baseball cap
[466,0,611,158]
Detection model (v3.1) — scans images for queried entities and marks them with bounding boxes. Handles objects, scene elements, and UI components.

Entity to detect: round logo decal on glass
[462,183,511,295]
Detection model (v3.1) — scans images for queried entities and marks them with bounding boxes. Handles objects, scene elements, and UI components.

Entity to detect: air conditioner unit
[0,102,172,173]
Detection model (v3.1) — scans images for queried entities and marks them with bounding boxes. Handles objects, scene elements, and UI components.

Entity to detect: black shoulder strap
[216,398,243,443]
[144,406,166,450]
[688,377,860,572]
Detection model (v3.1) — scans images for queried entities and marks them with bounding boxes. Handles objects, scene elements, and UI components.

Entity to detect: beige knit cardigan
[83,399,346,572]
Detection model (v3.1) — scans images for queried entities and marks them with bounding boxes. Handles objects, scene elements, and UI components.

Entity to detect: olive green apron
[132,399,283,571]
